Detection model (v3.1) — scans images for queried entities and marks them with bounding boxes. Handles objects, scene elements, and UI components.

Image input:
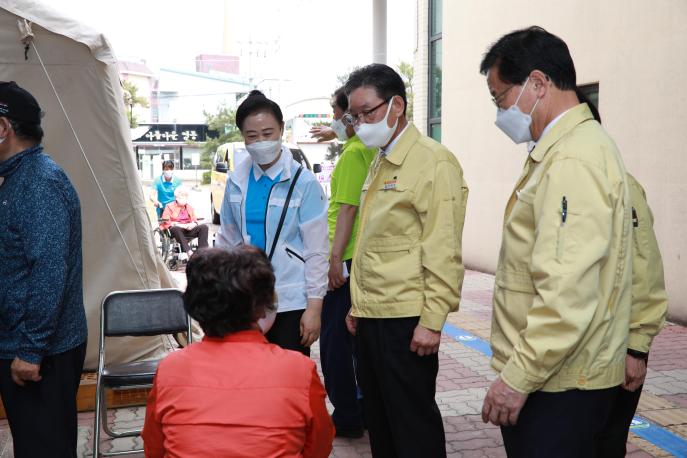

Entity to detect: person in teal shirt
[150,160,182,217]
[313,86,376,438]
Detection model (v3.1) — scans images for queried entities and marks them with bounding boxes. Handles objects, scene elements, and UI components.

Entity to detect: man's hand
[154,201,162,208]
[328,260,346,290]
[345,311,357,336]
[410,324,441,356]
[481,377,528,426]
[622,354,648,392]
[300,299,322,347]
[11,357,41,386]
[309,126,336,142]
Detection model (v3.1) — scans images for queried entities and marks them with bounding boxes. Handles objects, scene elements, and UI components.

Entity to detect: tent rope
[18,19,148,288]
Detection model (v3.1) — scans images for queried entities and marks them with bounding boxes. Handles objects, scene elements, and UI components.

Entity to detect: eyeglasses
[491,85,515,108]
[342,98,391,126]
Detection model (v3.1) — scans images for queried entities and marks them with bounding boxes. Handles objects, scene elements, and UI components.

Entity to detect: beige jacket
[490,104,632,393]
[627,173,668,353]
[350,124,469,331]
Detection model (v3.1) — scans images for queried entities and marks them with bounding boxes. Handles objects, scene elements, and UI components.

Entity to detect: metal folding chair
[93,288,192,457]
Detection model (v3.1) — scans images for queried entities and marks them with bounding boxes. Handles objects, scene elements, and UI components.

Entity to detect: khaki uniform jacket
[627,173,668,353]
[350,124,469,331]
[490,104,632,393]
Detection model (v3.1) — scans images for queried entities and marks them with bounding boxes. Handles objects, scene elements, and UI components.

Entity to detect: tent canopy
[0,0,176,369]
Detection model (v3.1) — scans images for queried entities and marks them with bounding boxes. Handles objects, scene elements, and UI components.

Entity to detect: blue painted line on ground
[442,321,687,457]
[442,322,492,357]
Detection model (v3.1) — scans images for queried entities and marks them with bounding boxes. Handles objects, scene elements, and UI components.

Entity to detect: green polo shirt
[328,135,377,261]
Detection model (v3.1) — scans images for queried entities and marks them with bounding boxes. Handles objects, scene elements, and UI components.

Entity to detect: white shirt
[528,109,571,153]
[251,154,285,180]
[380,123,410,157]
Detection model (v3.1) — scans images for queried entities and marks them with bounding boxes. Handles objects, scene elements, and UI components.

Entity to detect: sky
[48,0,417,106]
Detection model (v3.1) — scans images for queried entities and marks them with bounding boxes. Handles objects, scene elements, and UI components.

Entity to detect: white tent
[0,0,177,369]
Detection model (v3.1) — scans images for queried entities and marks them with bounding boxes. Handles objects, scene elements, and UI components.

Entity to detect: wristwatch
[627,348,649,361]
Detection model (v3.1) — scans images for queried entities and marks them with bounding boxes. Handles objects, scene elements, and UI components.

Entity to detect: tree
[325,142,342,162]
[122,80,149,128]
[397,61,414,121]
[335,66,361,89]
[201,103,243,169]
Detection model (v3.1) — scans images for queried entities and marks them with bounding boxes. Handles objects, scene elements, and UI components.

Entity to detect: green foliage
[122,80,149,128]
[397,61,414,121]
[335,66,361,89]
[325,141,342,161]
[201,171,211,185]
[202,103,243,164]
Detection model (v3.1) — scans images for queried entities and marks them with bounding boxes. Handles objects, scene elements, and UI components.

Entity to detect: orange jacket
[142,330,335,458]
[160,201,197,230]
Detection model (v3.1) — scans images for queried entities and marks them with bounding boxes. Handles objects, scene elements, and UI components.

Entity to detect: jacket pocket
[284,244,305,263]
[555,208,581,262]
[361,235,422,302]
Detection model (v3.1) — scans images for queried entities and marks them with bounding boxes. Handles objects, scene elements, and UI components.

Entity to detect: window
[428,0,442,141]
[577,83,599,112]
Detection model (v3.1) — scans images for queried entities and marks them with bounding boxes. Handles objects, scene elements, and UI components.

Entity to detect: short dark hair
[479,26,577,91]
[344,64,407,115]
[183,246,276,337]
[8,118,43,143]
[162,160,174,170]
[236,90,284,131]
[332,86,348,112]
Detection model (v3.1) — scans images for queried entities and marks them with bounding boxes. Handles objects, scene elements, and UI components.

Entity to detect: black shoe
[335,426,364,439]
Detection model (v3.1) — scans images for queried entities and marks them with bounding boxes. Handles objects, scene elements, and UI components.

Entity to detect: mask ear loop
[513,77,530,106]
[513,77,542,115]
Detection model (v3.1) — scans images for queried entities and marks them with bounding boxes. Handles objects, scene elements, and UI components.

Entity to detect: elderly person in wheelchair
[160,187,209,259]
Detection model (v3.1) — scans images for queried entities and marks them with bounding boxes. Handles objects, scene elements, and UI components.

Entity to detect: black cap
[0,81,42,125]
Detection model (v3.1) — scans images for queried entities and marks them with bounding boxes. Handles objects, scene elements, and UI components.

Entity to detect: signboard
[191,152,200,166]
[132,124,214,143]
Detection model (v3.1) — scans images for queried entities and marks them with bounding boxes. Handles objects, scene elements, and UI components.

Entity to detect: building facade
[414,0,687,322]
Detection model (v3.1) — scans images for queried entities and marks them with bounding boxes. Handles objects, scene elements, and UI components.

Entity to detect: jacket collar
[530,103,595,163]
[0,144,42,177]
[384,123,420,166]
[230,143,294,189]
[203,329,268,344]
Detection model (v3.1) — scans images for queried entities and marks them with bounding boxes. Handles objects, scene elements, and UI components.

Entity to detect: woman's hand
[300,298,323,346]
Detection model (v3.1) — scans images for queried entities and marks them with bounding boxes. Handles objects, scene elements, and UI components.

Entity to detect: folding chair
[93,288,192,457]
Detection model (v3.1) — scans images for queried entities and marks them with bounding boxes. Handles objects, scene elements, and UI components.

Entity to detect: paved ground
[2,269,686,457]
[2,185,686,457]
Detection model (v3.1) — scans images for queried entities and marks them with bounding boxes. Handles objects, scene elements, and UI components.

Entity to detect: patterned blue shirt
[0,145,87,363]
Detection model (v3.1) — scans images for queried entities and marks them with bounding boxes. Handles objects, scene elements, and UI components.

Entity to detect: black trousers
[320,260,363,431]
[356,317,445,458]
[169,224,209,253]
[0,342,86,458]
[500,386,619,458]
[596,385,643,457]
[266,309,310,356]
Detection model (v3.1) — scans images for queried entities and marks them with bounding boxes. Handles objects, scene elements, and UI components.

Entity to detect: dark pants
[500,386,619,458]
[266,309,310,356]
[356,317,445,458]
[320,260,362,431]
[596,385,643,457]
[0,342,86,458]
[169,224,209,253]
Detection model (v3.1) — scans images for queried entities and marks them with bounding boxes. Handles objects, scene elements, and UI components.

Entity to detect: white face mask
[354,99,398,148]
[176,198,188,206]
[245,139,282,165]
[163,170,173,179]
[494,78,540,144]
[331,118,348,141]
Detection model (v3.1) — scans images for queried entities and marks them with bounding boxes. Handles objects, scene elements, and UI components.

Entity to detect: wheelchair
[152,218,201,271]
